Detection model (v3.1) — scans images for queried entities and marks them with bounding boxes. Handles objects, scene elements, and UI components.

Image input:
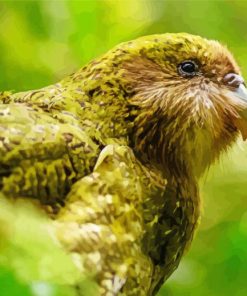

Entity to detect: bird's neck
[129,111,211,182]
[128,101,239,183]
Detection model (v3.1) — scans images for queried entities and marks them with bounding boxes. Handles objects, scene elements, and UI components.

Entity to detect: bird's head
[115,33,247,179]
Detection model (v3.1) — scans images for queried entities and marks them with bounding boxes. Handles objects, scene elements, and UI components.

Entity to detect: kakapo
[1,33,247,295]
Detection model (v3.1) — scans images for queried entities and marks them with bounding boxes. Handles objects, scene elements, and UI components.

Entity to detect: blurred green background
[0,0,246,295]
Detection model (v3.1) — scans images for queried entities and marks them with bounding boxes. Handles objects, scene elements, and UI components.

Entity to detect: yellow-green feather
[0,33,205,295]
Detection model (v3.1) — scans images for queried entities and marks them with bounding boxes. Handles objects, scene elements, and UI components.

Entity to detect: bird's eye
[178,60,198,77]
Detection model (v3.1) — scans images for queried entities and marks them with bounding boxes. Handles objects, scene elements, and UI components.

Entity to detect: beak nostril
[223,73,245,88]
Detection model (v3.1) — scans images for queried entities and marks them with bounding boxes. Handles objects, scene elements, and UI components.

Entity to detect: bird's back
[0,88,101,211]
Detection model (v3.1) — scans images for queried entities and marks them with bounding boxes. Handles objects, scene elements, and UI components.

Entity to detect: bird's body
[0,33,247,295]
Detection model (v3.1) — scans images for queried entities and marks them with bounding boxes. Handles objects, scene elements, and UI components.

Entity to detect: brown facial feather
[120,38,246,180]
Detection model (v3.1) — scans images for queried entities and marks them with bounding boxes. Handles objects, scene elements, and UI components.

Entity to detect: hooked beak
[224,73,247,140]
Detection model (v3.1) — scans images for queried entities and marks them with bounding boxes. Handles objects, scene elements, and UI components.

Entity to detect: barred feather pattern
[0,33,246,295]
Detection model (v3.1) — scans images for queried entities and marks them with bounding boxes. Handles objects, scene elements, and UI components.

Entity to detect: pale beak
[224,73,247,140]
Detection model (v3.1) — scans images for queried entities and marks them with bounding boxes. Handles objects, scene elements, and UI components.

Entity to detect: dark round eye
[178,60,198,77]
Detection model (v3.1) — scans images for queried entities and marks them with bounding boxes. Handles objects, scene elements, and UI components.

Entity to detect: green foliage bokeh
[0,1,246,296]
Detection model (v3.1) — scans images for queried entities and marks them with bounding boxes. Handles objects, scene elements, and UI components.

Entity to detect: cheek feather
[128,72,241,177]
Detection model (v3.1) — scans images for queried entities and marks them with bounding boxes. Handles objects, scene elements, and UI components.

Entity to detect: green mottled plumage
[0,33,244,295]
